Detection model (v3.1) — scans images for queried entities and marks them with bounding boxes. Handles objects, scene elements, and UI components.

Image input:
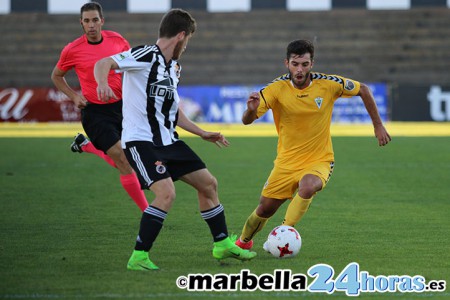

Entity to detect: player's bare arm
[178,109,229,148]
[94,57,119,102]
[242,92,260,125]
[358,83,392,146]
[51,66,88,109]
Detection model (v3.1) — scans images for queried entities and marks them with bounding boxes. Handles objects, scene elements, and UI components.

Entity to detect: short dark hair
[159,9,196,38]
[286,39,314,61]
[80,2,103,19]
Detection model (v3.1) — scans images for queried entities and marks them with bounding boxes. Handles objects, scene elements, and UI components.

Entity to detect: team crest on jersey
[345,80,355,91]
[114,53,129,61]
[314,97,323,109]
[174,63,181,79]
[155,161,166,174]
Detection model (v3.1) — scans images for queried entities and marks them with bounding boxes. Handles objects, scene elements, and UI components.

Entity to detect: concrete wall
[0,8,449,87]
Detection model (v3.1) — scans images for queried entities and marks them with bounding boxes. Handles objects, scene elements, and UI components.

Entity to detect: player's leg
[156,140,227,242]
[282,174,321,226]
[77,105,118,167]
[82,102,149,212]
[124,141,175,271]
[105,142,148,212]
[70,133,116,168]
[236,165,295,249]
[180,168,224,238]
[236,196,286,249]
[164,140,255,261]
[128,178,175,270]
[180,168,257,261]
[283,162,334,226]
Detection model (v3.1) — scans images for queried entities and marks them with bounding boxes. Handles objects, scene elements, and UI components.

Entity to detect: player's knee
[115,157,133,174]
[256,205,276,218]
[157,188,176,204]
[298,174,323,199]
[200,174,218,195]
[298,186,318,199]
[107,146,132,173]
[151,179,177,210]
[166,189,177,203]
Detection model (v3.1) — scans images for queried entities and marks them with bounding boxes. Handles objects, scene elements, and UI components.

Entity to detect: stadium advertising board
[0,88,80,122]
[332,83,387,123]
[179,83,388,123]
[0,84,387,123]
[392,85,450,121]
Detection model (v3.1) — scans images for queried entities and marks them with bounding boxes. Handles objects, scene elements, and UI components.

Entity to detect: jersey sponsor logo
[149,78,175,101]
[314,97,323,109]
[114,52,129,61]
[344,80,355,91]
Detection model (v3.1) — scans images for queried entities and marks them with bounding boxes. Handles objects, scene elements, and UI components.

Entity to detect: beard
[172,40,185,60]
[290,70,311,89]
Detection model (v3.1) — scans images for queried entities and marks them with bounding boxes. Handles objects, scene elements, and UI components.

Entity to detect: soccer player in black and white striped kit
[94,8,256,270]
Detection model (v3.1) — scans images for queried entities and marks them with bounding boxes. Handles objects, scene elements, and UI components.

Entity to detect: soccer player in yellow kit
[235,39,391,250]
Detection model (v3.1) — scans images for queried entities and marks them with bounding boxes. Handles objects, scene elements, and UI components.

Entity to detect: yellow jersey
[257,72,361,170]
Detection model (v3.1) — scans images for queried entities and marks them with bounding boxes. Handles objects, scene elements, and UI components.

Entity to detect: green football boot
[212,235,257,261]
[127,250,159,271]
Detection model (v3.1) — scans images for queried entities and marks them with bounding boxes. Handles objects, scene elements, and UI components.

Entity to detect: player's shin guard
[240,209,269,243]
[283,194,312,226]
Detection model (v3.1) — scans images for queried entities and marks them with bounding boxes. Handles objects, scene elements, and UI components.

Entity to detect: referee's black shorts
[124,140,207,189]
[81,101,123,153]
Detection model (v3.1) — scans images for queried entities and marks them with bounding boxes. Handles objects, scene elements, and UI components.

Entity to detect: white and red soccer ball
[265,225,302,258]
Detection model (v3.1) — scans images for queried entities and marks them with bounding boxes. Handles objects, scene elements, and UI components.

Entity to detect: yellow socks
[283,194,313,226]
[239,209,269,243]
[240,195,313,242]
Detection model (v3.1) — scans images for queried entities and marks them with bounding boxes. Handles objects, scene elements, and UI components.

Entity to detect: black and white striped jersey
[111,44,181,147]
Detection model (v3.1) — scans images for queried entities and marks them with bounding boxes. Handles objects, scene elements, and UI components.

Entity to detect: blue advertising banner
[332,83,388,123]
[178,83,387,123]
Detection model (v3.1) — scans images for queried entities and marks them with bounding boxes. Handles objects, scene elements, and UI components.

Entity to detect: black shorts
[81,101,123,153]
[124,140,206,189]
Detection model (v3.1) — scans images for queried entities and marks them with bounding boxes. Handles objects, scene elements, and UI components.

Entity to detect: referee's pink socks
[120,173,149,212]
[81,142,117,168]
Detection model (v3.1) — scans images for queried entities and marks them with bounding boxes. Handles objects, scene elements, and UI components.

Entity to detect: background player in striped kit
[94,8,256,270]
[51,2,148,212]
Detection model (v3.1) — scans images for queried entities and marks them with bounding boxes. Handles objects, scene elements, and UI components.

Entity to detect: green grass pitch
[0,136,449,299]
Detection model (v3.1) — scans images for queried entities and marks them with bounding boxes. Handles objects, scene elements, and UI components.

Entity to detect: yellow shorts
[261,161,335,200]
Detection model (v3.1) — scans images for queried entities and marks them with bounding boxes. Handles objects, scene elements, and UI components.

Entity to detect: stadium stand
[0,8,449,87]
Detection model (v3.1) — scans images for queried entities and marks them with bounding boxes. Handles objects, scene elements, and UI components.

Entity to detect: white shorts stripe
[129,146,153,187]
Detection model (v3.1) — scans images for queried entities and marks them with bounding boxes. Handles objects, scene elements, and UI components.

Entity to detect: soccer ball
[265,225,302,258]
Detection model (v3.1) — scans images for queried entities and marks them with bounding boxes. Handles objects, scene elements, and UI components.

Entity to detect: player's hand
[247,92,260,111]
[201,131,230,148]
[96,83,118,102]
[73,95,88,109]
[374,124,391,146]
